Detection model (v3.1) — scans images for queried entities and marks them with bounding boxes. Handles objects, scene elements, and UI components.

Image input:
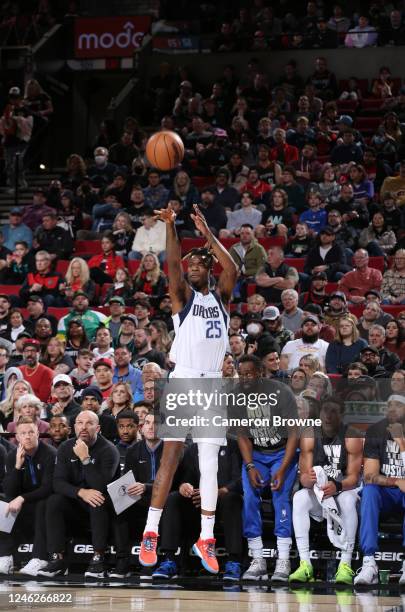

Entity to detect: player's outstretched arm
[155,206,190,312]
[190,204,238,305]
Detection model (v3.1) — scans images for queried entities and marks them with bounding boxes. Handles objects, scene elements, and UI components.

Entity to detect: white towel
[312,466,349,551]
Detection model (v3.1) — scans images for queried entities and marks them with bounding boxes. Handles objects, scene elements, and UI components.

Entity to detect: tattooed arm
[363,457,404,488]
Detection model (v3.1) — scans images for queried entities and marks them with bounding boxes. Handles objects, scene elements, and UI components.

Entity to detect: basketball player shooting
[139,203,238,574]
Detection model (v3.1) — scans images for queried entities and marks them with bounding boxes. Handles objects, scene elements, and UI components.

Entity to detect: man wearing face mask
[246,309,280,358]
[88,147,117,186]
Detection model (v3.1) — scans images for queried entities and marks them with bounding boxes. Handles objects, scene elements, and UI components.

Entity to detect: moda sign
[74,16,151,58]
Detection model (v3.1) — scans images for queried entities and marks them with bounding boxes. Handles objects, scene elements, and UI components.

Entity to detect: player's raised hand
[154,205,176,224]
[190,204,210,238]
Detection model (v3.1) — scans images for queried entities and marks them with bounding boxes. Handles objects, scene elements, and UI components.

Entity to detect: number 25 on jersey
[206,320,222,338]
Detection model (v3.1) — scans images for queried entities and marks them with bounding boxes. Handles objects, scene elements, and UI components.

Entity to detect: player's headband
[183,247,215,270]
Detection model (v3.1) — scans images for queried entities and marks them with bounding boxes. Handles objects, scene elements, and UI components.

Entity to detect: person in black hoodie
[152,440,243,581]
[0,241,35,285]
[0,416,56,576]
[304,226,351,282]
[37,411,120,579]
[115,411,139,475]
[198,187,228,236]
[299,272,329,309]
[110,412,166,578]
[326,183,369,233]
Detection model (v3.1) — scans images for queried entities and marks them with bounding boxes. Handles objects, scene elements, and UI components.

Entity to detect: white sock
[295,535,311,563]
[363,555,376,566]
[340,551,353,565]
[200,514,215,540]
[277,537,292,561]
[248,536,263,559]
[144,507,163,534]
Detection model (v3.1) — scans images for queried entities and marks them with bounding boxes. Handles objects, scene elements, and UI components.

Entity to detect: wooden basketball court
[0,583,403,612]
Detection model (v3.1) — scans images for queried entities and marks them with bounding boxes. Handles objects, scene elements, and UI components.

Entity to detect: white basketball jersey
[170,290,229,374]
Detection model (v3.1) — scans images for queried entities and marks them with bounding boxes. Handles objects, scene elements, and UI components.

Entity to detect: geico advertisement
[74,16,151,58]
[16,544,404,562]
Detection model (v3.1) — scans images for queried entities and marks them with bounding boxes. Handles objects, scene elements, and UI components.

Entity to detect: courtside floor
[0,579,403,612]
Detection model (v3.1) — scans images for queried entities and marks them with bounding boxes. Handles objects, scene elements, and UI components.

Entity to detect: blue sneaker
[223,561,242,582]
[152,559,178,579]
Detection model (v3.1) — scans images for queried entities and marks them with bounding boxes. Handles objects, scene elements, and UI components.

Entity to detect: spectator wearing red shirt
[93,358,114,401]
[88,231,125,286]
[19,250,64,307]
[239,168,272,204]
[270,128,299,165]
[338,249,383,304]
[18,339,54,403]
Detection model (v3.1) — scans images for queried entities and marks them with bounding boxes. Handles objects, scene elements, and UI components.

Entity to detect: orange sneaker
[192,538,219,574]
[139,532,159,567]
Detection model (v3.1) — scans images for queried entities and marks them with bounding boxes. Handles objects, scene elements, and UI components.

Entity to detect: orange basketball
[146,130,185,171]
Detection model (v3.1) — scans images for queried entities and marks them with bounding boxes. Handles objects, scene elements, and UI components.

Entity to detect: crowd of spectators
[207,2,405,51]
[0,7,404,581]
[0,0,78,46]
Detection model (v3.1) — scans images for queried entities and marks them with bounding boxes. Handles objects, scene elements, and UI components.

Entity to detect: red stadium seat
[336,100,358,113]
[285,258,305,272]
[230,303,248,314]
[368,256,385,273]
[127,260,141,275]
[381,305,405,317]
[56,261,69,275]
[0,285,20,295]
[181,236,285,254]
[100,284,112,300]
[247,283,257,297]
[181,238,205,252]
[163,260,188,275]
[220,238,239,249]
[360,98,384,111]
[93,306,110,315]
[259,236,286,249]
[354,117,381,133]
[47,307,70,318]
[348,304,365,318]
[193,176,214,190]
[74,240,101,256]
[339,78,369,96]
